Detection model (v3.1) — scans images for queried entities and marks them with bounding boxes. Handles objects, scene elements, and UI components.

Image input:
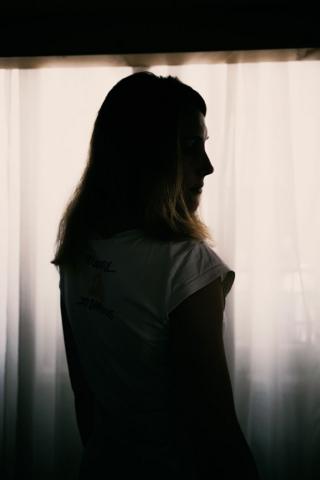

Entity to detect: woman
[51,71,260,479]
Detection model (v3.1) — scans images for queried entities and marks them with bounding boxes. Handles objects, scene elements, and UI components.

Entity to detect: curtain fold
[0,69,20,480]
[0,56,319,480]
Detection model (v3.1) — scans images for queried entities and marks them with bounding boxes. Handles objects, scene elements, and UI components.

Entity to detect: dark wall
[0,1,319,57]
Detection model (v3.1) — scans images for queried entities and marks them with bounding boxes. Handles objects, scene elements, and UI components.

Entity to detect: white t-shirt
[60,228,235,479]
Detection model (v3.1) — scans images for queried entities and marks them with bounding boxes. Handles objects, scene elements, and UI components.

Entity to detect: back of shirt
[60,228,235,479]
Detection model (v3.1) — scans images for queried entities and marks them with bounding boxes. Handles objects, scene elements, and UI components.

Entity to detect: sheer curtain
[1,55,319,480]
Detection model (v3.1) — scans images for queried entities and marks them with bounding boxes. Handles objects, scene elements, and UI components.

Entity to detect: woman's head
[51,71,215,268]
[178,108,214,212]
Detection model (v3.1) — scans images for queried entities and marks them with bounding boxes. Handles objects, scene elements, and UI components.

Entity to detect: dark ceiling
[0,1,319,57]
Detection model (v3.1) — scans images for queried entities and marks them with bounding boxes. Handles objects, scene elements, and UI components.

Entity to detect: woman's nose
[201,152,214,176]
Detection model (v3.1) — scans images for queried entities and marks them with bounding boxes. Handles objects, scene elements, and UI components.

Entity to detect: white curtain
[1,55,319,480]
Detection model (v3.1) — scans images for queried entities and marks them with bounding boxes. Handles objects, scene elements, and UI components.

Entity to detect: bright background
[1,54,320,479]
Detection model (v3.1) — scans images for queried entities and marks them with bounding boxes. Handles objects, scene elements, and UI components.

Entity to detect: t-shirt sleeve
[167,240,235,315]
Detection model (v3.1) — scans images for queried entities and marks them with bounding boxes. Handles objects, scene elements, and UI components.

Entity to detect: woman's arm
[60,292,95,447]
[169,277,260,479]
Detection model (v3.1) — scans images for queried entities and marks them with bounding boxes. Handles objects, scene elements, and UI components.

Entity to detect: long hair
[51,71,215,269]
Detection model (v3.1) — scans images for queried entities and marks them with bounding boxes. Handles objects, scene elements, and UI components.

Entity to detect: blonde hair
[51,72,215,269]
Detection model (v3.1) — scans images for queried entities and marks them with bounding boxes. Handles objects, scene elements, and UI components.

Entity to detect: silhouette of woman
[51,71,260,479]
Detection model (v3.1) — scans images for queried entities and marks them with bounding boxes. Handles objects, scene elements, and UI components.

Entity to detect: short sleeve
[167,240,235,315]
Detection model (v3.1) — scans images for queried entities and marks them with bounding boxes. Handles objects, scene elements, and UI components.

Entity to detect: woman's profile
[51,71,260,479]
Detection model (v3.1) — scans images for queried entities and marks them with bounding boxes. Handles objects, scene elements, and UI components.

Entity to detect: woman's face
[178,109,214,212]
